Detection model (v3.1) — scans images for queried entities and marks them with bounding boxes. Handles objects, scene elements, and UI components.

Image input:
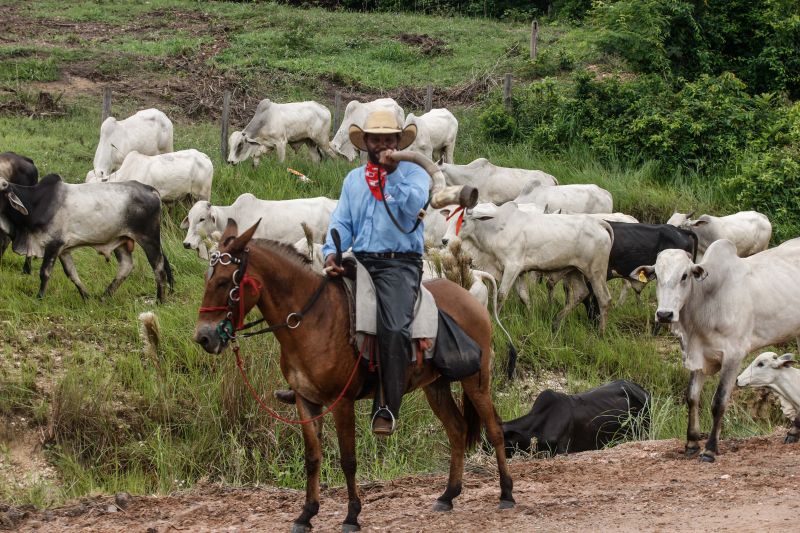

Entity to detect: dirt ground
[7,432,799,532]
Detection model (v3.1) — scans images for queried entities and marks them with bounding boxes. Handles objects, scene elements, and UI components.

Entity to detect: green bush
[479,103,516,140]
[724,102,800,242]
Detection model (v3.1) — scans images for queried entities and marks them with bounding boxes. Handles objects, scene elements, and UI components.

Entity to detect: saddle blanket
[345,256,438,361]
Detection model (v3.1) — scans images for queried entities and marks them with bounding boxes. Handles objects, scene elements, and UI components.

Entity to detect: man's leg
[360,256,421,432]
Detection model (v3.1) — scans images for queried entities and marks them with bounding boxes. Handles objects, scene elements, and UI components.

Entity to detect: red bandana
[365,162,387,201]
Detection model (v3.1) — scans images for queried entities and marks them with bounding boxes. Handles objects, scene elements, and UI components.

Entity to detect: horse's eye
[215,278,229,290]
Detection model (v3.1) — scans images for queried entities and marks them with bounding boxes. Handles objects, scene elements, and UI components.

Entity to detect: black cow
[0,174,173,301]
[585,222,697,323]
[502,380,650,456]
[0,152,38,273]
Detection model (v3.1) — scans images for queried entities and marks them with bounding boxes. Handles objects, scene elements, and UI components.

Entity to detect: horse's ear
[227,219,261,253]
[220,218,239,247]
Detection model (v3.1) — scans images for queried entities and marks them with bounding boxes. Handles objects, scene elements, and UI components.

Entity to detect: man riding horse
[277,109,427,436]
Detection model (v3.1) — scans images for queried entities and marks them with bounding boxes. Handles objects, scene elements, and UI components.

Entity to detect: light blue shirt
[323,161,429,257]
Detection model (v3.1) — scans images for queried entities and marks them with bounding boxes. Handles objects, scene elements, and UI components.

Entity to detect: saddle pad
[354,259,438,341]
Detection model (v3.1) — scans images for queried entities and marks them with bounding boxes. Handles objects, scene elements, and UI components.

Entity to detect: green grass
[0,0,786,509]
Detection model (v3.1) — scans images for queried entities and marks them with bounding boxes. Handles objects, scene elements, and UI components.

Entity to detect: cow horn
[388,150,478,209]
[686,210,695,219]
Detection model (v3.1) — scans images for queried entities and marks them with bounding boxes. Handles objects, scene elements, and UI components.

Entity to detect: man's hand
[323,254,344,277]
[378,148,399,173]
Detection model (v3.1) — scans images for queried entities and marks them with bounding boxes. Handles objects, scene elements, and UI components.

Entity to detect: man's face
[365,133,400,164]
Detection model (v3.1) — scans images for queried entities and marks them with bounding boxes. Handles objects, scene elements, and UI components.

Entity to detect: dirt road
[10,434,800,532]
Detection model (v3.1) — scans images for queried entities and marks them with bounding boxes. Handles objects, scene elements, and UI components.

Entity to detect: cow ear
[227,219,261,254]
[778,353,796,368]
[691,265,707,281]
[5,191,28,215]
[630,265,655,282]
[180,216,190,230]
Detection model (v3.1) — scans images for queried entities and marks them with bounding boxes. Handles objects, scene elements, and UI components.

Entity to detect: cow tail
[600,219,614,248]
[162,248,175,290]
[462,391,482,451]
[687,230,699,262]
[473,270,517,380]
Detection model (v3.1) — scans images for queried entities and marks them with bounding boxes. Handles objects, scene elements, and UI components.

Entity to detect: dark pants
[356,255,422,422]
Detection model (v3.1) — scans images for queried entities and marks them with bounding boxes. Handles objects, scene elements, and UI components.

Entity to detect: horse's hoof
[684,446,700,458]
[432,500,453,512]
[342,523,361,532]
[699,452,715,463]
[498,499,516,510]
[292,523,310,533]
[785,434,799,444]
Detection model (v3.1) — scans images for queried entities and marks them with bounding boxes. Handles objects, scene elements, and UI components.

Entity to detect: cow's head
[227,131,267,165]
[666,211,696,228]
[630,249,706,324]
[181,200,220,260]
[0,178,27,215]
[737,352,796,388]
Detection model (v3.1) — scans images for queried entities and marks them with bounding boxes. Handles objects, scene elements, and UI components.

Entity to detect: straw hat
[348,109,417,152]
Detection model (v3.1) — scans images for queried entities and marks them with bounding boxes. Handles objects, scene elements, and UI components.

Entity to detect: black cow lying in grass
[501,380,650,457]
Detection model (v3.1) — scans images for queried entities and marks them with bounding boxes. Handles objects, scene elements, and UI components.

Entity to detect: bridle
[198,248,329,344]
[197,246,361,426]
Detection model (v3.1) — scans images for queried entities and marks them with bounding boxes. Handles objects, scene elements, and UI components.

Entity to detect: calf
[737,352,800,443]
[0,152,38,273]
[88,149,213,202]
[0,175,173,301]
[502,380,650,456]
[667,210,772,258]
[631,238,800,461]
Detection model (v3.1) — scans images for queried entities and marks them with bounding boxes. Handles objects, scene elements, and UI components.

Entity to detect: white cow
[737,352,800,441]
[181,194,337,260]
[404,108,458,164]
[631,238,800,461]
[456,202,614,332]
[87,149,213,202]
[514,182,613,214]
[330,98,405,161]
[227,99,336,165]
[89,108,173,181]
[438,158,557,204]
[666,210,772,258]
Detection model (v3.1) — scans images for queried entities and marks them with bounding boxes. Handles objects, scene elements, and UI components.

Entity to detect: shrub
[479,103,516,140]
[724,102,800,242]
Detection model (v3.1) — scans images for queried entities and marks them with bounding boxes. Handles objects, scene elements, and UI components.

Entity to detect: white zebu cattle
[666,210,772,258]
[438,158,557,204]
[89,108,173,181]
[737,352,800,440]
[514,182,613,214]
[404,108,458,164]
[181,194,337,260]
[87,149,213,202]
[632,238,800,461]
[227,99,336,165]
[423,204,450,248]
[456,202,614,332]
[329,98,405,161]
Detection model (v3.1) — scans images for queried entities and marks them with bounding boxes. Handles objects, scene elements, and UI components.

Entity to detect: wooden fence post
[503,73,512,110]
[530,20,539,61]
[425,84,433,112]
[101,87,111,124]
[220,90,231,162]
[333,91,342,133]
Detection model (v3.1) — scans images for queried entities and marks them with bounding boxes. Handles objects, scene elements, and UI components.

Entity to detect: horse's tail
[463,391,482,451]
[473,269,517,379]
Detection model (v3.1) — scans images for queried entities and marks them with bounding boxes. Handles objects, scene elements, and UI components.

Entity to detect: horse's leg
[423,378,466,512]
[461,374,515,509]
[293,397,324,533]
[332,401,362,532]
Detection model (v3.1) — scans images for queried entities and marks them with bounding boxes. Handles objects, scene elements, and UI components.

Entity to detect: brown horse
[194,220,515,532]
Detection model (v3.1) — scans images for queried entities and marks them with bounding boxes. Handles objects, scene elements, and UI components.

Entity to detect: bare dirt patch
[396,33,452,57]
[8,433,800,532]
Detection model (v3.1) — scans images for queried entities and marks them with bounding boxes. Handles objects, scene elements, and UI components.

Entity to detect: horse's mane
[249,238,315,270]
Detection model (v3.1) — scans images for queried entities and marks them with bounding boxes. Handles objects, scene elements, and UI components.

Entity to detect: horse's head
[194,218,262,354]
